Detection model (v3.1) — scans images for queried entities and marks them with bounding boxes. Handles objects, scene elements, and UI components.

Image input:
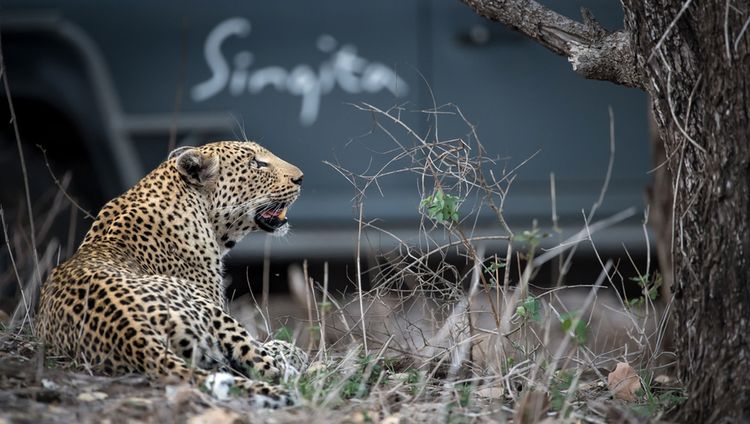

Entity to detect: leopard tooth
[279,208,287,220]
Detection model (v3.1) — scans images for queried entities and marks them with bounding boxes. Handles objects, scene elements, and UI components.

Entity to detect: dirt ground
[0,332,199,423]
[1,330,666,424]
[0,331,318,424]
[0,330,482,424]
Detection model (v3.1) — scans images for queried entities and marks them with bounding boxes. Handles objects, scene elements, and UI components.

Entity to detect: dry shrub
[248,101,683,422]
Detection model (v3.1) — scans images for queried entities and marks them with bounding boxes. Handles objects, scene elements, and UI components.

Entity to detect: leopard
[35,141,308,408]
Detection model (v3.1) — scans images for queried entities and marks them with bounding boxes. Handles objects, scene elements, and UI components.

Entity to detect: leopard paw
[262,339,309,378]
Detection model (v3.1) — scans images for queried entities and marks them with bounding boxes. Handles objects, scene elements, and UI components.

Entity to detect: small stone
[577,380,605,391]
[187,408,243,424]
[125,397,152,407]
[41,379,59,390]
[77,391,108,401]
[382,415,401,424]
[48,406,68,415]
[654,374,673,384]
[389,372,412,382]
[347,411,378,424]
[306,360,328,374]
[475,386,505,399]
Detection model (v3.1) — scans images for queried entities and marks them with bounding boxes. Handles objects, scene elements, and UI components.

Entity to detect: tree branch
[460,0,645,89]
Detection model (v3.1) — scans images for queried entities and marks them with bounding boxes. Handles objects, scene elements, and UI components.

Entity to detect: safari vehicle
[0,1,650,264]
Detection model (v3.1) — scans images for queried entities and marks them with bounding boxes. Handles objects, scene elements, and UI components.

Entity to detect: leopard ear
[173,148,219,187]
[168,145,194,160]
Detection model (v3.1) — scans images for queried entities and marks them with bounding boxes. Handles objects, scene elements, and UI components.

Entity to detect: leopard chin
[270,223,290,237]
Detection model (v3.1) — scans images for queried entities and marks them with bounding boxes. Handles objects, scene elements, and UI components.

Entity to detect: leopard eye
[251,158,269,169]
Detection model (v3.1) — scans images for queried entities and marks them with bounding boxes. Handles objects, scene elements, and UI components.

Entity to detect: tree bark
[460,0,750,421]
[622,1,750,421]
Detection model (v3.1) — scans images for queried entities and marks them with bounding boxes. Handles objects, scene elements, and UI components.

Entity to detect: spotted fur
[36,141,307,408]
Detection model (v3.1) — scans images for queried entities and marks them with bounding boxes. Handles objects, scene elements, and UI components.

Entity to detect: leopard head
[171,141,303,251]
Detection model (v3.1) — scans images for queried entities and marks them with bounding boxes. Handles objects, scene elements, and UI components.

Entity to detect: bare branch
[459,0,645,89]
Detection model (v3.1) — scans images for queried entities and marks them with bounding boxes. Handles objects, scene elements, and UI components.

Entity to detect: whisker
[213,197,272,213]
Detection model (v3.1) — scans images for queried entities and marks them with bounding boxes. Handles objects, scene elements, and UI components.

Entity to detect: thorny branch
[459,0,645,89]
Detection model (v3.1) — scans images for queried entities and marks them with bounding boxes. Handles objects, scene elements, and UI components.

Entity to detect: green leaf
[275,326,293,343]
[559,311,587,344]
[521,296,542,322]
[420,188,462,224]
[549,371,575,412]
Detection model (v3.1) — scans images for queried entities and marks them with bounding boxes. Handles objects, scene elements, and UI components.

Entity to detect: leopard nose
[291,175,304,185]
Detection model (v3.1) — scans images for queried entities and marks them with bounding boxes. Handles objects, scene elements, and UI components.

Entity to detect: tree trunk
[622,2,750,421]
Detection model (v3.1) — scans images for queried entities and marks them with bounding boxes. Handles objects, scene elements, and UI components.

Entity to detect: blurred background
[0,1,651,312]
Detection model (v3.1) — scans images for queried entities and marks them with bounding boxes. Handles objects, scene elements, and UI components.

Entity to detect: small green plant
[559,311,587,345]
[632,373,687,416]
[501,357,516,374]
[483,257,506,286]
[515,227,549,250]
[420,188,460,224]
[340,355,385,398]
[549,371,576,412]
[298,354,387,402]
[318,300,333,313]
[274,326,294,343]
[626,272,663,307]
[307,324,321,342]
[405,369,420,384]
[453,382,473,407]
[296,368,323,400]
[516,296,542,322]
[445,402,470,424]
[484,257,506,273]
[381,357,398,373]
[404,368,421,396]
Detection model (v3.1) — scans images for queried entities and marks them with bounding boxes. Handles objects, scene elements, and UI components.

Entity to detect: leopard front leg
[110,314,296,408]
[209,308,288,379]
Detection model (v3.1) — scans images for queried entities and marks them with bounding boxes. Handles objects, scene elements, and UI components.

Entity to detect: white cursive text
[191,17,409,126]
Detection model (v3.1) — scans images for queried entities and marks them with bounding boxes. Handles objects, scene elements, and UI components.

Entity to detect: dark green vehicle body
[0,1,650,259]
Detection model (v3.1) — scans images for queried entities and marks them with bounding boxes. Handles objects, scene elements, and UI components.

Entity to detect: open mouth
[254,204,289,232]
